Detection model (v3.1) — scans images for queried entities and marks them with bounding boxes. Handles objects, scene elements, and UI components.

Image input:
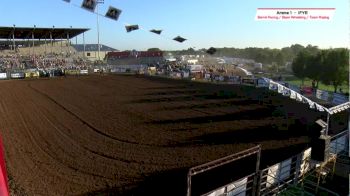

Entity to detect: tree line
[292,48,349,93]
[168,44,319,67]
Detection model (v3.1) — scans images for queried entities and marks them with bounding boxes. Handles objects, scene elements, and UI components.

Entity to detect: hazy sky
[1,0,348,51]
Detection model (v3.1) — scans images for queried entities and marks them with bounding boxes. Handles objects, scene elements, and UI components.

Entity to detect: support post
[44,38,47,54]
[32,29,35,56]
[326,113,330,135]
[50,33,53,54]
[187,171,191,196]
[83,32,86,57]
[253,147,262,196]
[67,32,70,56]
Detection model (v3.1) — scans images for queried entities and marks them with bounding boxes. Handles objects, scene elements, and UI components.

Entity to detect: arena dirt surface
[0,74,342,195]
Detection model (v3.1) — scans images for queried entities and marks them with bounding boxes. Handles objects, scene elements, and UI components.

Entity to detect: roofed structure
[72,44,117,52]
[0,26,89,40]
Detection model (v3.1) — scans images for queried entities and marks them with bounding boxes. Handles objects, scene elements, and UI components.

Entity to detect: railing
[259,148,313,196]
[329,130,349,155]
[202,173,255,196]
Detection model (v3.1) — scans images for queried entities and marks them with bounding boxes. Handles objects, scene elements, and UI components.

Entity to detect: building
[72,44,118,61]
[106,50,164,65]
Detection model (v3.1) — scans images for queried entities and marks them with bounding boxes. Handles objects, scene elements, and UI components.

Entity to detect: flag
[125,25,139,33]
[269,82,277,91]
[296,93,302,102]
[290,90,297,99]
[150,29,162,35]
[282,88,291,96]
[315,104,325,112]
[277,84,283,94]
[81,0,97,12]
[302,97,309,104]
[105,6,122,21]
[307,99,315,109]
[173,36,186,43]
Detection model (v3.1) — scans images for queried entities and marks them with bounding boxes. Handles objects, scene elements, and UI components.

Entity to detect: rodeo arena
[0,2,350,196]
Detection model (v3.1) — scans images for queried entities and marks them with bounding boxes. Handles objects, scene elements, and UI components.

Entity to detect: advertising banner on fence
[256,78,269,88]
[241,78,256,86]
[10,73,25,79]
[0,73,7,80]
[80,70,89,75]
[332,93,348,105]
[316,89,329,102]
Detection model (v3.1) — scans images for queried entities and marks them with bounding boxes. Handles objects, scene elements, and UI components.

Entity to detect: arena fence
[189,130,349,196]
[187,145,261,196]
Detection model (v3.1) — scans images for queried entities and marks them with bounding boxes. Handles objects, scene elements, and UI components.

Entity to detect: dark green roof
[0,26,89,40]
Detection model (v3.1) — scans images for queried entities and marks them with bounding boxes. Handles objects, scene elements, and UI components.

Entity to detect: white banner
[10,73,25,79]
[0,73,7,79]
[80,70,89,74]
[255,8,335,21]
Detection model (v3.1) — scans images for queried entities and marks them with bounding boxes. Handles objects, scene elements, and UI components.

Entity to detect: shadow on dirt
[148,107,273,125]
[82,144,309,196]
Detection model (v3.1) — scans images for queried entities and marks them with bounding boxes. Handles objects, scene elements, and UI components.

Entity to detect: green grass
[284,77,349,94]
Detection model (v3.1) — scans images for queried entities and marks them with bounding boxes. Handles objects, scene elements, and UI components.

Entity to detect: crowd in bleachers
[0,54,90,72]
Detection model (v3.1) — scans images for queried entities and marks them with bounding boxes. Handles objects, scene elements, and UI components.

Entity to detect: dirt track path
[0,75,324,195]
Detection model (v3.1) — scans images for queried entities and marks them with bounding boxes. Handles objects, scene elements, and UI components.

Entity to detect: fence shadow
[148,107,273,125]
[81,168,189,196]
[181,124,309,146]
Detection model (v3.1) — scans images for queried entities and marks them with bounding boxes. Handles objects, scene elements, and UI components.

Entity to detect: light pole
[51,26,55,55]
[96,0,104,62]
[32,25,36,56]
[12,24,15,51]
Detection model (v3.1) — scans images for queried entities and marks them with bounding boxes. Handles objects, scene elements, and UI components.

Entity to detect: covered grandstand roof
[0,26,89,40]
[72,44,117,52]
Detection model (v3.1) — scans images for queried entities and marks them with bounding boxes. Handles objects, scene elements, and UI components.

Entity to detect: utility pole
[12,24,15,52]
[96,0,104,62]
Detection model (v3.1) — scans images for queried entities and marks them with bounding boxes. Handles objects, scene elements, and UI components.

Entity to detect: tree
[274,51,285,72]
[320,49,349,92]
[304,44,319,56]
[147,48,161,52]
[305,52,323,88]
[292,51,309,85]
[290,44,305,56]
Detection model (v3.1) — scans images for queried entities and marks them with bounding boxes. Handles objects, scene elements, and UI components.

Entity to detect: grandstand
[106,51,164,65]
[0,26,88,56]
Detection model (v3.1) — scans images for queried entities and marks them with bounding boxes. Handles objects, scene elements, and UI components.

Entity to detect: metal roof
[72,44,118,52]
[0,26,89,40]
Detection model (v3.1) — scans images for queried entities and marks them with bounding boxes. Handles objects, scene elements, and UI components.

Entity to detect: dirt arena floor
[0,74,342,195]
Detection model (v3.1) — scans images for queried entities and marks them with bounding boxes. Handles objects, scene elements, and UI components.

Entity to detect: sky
[0,0,349,51]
